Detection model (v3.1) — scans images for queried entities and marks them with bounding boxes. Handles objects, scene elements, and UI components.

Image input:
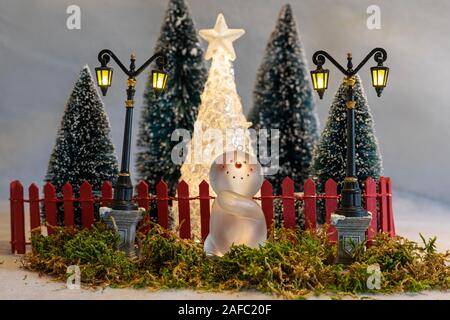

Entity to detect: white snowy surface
[0,193,449,300]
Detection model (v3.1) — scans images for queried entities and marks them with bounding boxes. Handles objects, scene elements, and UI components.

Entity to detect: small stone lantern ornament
[95,49,168,256]
[310,48,389,264]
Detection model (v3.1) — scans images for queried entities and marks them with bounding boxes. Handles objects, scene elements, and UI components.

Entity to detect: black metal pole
[346,104,356,177]
[112,54,137,210]
[336,75,366,217]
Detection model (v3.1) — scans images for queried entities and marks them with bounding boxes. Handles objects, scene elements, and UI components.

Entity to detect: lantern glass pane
[317,73,325,89]
[372,69,378,86]
[152,72,158,89]
[157,72,165,89]
[102,70,109,86]
[313,73,318,89]
[378,69,385,87]
[383,68,389,86]
[96,70,101,86]
[163,73,168,88]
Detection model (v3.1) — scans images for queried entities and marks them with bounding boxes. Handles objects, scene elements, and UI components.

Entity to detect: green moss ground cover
[23,223,450,299]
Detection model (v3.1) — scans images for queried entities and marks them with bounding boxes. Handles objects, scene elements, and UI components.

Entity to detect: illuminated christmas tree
[179,14,254,237]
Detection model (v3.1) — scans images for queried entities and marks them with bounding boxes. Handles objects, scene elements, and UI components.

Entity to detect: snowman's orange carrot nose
[235,162,242,169]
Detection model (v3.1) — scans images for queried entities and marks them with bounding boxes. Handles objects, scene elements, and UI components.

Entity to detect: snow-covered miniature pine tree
[310,74,383,194]
[45,66,118,222]
[136,0,207,194]
[179,14,254,237]
[248,4,319,194]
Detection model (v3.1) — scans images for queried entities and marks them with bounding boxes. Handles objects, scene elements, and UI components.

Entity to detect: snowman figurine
[204,150,267,256]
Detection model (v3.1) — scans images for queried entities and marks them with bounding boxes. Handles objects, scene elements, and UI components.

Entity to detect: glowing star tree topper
[199,13,245,61]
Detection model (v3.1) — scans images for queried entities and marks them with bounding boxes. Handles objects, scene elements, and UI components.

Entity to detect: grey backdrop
[1,0,449,204]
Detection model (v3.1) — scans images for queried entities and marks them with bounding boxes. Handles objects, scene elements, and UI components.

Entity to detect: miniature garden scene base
[1,198,450,300]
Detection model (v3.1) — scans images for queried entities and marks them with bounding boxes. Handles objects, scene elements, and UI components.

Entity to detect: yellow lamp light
[151,69,169,97]
[371,65,389,97]
[95,66,113,96]
[310,67,329,99]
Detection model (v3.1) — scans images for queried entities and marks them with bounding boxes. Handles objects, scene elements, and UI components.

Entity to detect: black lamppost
[310,48,389,218]
[95,50,168,211]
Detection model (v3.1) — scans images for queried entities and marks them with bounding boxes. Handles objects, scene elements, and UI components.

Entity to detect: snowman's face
[209,151,263,197]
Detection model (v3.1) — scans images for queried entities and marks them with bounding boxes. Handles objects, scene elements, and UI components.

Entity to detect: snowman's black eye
[226,171,229,174]
[241,177,243,180]
[233,176,236,179]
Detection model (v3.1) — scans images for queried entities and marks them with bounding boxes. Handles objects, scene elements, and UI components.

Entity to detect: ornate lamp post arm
[312,48,387,77]
[97,50,167,210]
[312,50,349,75]
[352,48,387,75]
[98,49,133,76]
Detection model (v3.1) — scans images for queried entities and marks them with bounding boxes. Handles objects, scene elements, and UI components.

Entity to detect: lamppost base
[337,177,368,218]
[331,213,372,265]
[112,174,137,211]
[111,200,138,211]
[334,206,368,218]
[100,207,144,256]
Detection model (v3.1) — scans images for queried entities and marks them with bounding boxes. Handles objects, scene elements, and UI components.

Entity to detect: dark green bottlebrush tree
[45,66,118,224]
[248,4,319,194]
[136,0,207,194]
[310,74,383,194]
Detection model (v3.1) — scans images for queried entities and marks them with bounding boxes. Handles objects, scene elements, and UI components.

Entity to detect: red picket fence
[8,177,395,254]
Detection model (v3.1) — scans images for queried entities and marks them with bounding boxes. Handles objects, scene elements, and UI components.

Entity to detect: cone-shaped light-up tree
[45,65,118,223]
[136,0,207,194]
[310,74,382,200]
[248,4,319,194]
[179,14,254,237]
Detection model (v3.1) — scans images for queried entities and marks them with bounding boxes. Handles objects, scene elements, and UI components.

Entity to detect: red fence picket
[260,180,274,231]
[386,177,395,237]
[282,177,296,228]
[304,179,317,230]
[378,177,389,233]
[44,182,57,235]
[324,179,338,243]
[29,184,41,234]
[137,181,150,212]
[156,180,169,229]
[9,181,17,253]
[199,180,211,241]
[364,177,378,242]
[80,181,94,229]
[177,180,191,239]
[101,181,113,207]
[62,182,74,227]
[11,181,25,254]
